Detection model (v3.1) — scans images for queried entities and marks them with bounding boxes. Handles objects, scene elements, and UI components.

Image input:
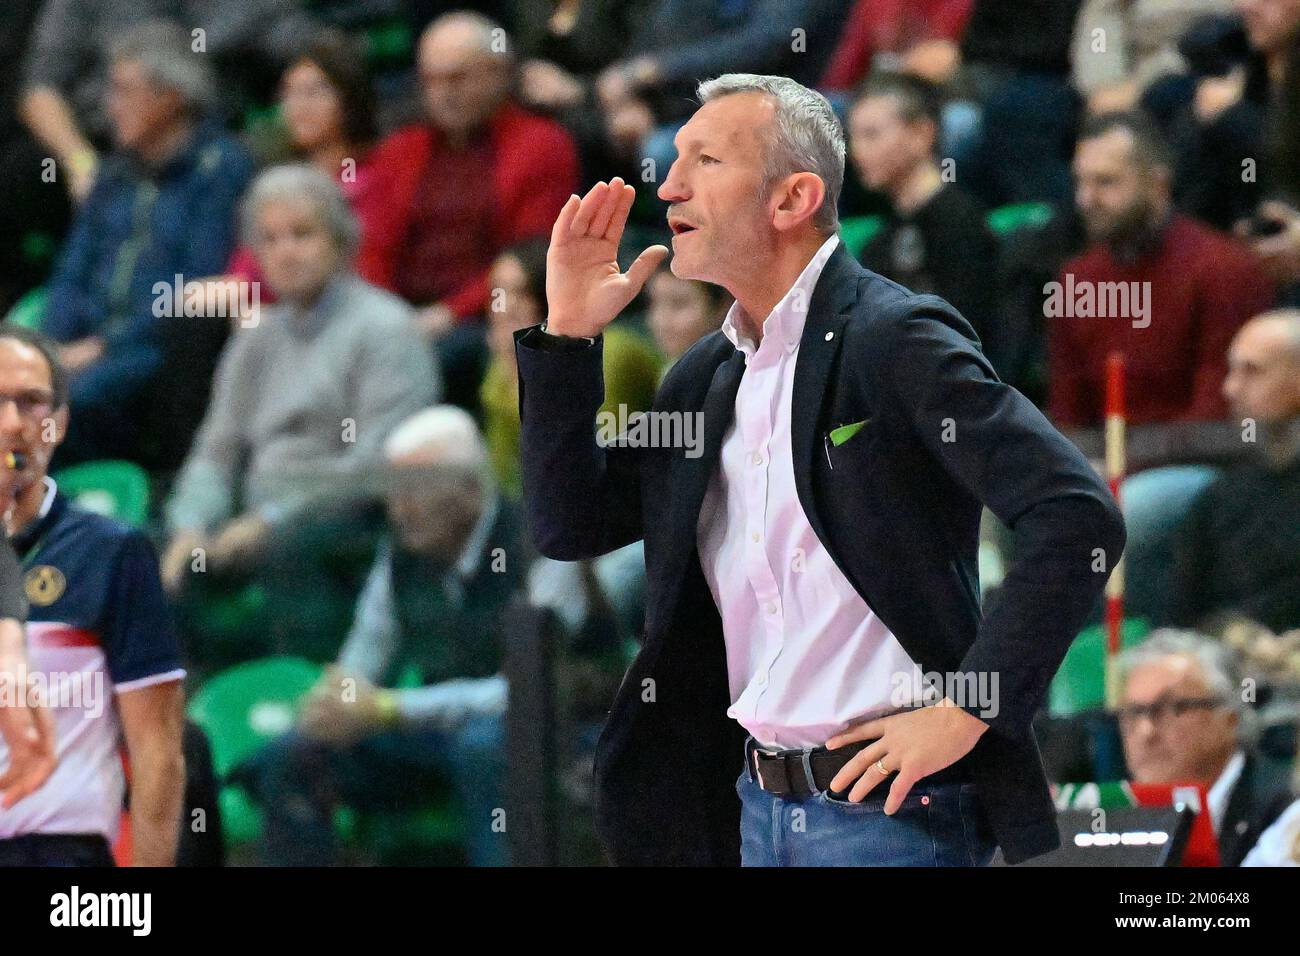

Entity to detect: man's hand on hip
[545,177,668,338]
[825,698,989,814]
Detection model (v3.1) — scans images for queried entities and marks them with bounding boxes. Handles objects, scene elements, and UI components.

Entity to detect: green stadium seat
[364,20,413,66]
[187,656,464,859]
[839,214,885,259]
[4,286,47,330]
[53,459,151,528]
[187,656,324,848]
[187,656,323,778]
[986,201,1054,236]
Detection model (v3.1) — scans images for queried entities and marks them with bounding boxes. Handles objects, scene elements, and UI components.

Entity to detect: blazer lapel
[670,348,745,540]
[790,243,863,545]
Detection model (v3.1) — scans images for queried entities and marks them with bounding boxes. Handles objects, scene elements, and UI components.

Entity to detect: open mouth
[669,218,698,236]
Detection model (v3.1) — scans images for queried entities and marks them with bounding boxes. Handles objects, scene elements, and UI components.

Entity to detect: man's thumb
[625,244,670,296]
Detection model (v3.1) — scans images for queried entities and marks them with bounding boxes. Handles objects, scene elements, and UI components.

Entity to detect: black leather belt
[744,735,972,800]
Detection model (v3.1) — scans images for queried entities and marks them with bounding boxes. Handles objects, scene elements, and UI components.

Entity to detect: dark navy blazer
[514,242,1126,865]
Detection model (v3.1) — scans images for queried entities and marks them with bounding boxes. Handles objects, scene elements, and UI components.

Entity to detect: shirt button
[751,452,762,465]
[751,531,760,543]
[756,673,768,685]
[765,602,777,614]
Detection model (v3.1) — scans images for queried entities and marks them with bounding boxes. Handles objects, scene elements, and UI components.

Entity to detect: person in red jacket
[362,12,580,339]
[1049,110,1275,429]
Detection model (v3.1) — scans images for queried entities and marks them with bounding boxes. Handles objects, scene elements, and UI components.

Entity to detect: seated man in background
[362,12,578,411]
[1117,629,1293,866]
[1051,110,1276,621]
[847,72,999,357]
[18,3,313,203]
[247,407,525,867]
[0,326,185,866]
[1164,309,1300,634]
[1050,110,1275,429]
[362,12,578,336]
[41,20,254,466]
[162,164,439,672]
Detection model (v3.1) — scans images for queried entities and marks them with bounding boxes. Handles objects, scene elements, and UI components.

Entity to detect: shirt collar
[285,273,348,338]
[1207,749,1246,835]
[9,477,60,553]
[720,233,840,360]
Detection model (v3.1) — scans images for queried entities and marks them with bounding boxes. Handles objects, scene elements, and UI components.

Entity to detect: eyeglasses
[0,392,55,420]
[1117,697,1223,728]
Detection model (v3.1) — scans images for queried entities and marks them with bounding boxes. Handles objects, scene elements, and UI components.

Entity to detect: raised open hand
[545,177,669,338]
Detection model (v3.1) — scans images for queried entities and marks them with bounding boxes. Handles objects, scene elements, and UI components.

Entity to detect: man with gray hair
[20,4,315,201]
[516,73,1125,866]
[41,19,254,466]
[1116,628,1293,865]
[246,405,527,866]
[163,163,439,672]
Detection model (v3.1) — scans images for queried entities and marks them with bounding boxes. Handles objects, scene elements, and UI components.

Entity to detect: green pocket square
[829,418,870,446]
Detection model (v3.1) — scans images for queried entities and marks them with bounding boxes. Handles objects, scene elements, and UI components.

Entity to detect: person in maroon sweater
[1050,111,1275,428]
[361,12,579,338]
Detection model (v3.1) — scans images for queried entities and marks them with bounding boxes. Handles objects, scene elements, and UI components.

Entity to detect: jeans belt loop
[799,747,818,795]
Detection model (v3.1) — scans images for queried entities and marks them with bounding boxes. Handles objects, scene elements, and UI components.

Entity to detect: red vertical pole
[1104,352,1126,709]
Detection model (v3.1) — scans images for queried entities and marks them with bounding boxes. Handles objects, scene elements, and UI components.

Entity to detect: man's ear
[771,171,827,233]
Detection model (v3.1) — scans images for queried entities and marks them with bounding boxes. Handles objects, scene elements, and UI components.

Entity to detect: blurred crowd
[1,0,1299,866]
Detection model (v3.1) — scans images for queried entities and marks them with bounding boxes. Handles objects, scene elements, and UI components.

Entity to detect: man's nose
[0,400,25,435]
[657,159,688,203]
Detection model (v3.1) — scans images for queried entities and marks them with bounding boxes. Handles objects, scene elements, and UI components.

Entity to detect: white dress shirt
[695,233,919,749]
[1242,796,1300,866]
[1206,748,1245,836]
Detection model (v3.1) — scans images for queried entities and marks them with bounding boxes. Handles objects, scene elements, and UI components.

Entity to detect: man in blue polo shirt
[0,325,185,866]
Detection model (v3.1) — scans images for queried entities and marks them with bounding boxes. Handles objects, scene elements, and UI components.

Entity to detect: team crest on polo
[25,565,66,606]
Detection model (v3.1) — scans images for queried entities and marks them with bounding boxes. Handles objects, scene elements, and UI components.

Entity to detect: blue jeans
[736,768,996,867]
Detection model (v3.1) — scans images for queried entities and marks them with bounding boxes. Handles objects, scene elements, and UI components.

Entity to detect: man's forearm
[127,751,185,866]
[514,326,646,559]
[19,87,94,167]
